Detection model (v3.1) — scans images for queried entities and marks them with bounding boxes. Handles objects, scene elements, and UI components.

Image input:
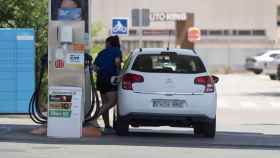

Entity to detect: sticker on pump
[66,53,84,65]
[55,48,65,59]
[54,59,65,69]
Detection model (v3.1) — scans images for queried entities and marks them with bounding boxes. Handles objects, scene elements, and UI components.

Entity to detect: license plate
[152,99,186,108]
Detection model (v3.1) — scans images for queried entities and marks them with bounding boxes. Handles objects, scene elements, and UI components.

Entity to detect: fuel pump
[29,0,101,138]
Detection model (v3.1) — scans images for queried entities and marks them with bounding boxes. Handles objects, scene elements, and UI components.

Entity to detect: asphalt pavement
[0,73,280,158]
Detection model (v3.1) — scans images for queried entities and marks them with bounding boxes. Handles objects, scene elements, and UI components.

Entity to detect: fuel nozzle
[84,53,93,71]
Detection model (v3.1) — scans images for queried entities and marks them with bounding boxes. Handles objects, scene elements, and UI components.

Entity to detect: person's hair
[105,36,121,48]
[105,36,113,48]
[111,36,120,48]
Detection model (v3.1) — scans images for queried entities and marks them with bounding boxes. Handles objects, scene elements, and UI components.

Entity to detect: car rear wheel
[253,70,262,75]
[193,124,204,136]
[114,115,129,136]
[277,65,280,80]
[202,118,216,138]
[269,74,277,80]
[193,118,216,138]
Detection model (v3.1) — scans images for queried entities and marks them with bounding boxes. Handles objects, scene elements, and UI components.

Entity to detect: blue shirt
[94,47,122,77]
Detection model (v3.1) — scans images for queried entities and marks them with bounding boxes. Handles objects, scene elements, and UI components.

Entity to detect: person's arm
[115,57,121,75]
[115,48,122,75]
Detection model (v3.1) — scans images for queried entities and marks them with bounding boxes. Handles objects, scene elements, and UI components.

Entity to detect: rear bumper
[264,68,277,75]
[118,90,217,119]
[245,67,262,71]
[245,61,263,70]
[120,112,213,127]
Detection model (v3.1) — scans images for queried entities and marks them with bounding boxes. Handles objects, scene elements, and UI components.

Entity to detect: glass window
[209,30,223,36]
[238,30,251,36]
[253,30,266,36]
[257,52,265,56]
[224,30,230,36]
[201,30,208,36]
[269,54,280,58]
[132,53,206,74]
[275,54,280,59]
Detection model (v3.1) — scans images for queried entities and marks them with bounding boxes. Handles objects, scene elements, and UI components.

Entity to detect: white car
[263,54,280,80]
[245,50,280,75]
[114,48,219,138]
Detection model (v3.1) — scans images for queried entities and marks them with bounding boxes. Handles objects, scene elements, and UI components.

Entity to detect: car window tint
[257,52,265,56]
[269,54,279,58]
[275,55,280,59]
[132,54,206,74]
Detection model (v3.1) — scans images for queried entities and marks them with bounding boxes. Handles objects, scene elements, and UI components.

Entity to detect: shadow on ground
[242,92,280,97]
[0,124,280,150]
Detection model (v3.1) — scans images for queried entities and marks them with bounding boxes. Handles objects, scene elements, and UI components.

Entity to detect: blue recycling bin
[0,29,35,113]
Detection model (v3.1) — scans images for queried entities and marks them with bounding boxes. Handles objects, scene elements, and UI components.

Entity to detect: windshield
[257,52,265,56]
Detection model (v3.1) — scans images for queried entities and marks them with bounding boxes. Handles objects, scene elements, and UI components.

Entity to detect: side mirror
[212,75,219,84]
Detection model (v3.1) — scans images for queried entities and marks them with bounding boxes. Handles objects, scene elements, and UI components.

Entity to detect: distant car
[263,54,280,80]
[114,48,219,138]
[245,50,280,74]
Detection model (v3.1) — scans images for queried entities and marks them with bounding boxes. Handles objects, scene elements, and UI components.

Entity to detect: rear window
[132,53,206,74]
[257,52,265,56]
[269,54,280,58]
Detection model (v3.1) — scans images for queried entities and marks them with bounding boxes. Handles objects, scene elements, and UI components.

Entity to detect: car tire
[113,109,117,130]
[253,70,262,75]
[202,118,216,138]
[193,124,204,136]
[277,65,280,80]
[269,74,277,80]
[115,116,129,136]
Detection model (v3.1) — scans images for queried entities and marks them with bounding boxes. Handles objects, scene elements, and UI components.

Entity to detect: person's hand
[110,76,121,85]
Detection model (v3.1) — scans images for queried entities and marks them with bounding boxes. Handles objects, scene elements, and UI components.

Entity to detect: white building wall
[91,0,280,71]
[92,0,278,40]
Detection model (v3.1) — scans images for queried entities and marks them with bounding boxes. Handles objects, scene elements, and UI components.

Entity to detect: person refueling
[94,36,122,129]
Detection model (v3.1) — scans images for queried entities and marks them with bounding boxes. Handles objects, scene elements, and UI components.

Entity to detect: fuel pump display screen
[51,0,89,32]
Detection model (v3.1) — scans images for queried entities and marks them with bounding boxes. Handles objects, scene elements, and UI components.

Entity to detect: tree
[0,0,48,51]
[0,0,48,106]
[0,0,48,72]
[90,22,106,58]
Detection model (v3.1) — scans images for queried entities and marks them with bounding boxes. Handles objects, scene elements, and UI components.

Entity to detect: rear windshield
[257,52,265,56]
[132,53,206,74]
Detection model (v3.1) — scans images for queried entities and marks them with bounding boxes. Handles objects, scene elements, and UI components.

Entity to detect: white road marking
[219,99,280,111]
[218,100,230,108]
[240,101,259,109]
[269,101,280,109]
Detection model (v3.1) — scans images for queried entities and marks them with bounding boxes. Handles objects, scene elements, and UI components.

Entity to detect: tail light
[194,76,215,93]
[122,73,144,90]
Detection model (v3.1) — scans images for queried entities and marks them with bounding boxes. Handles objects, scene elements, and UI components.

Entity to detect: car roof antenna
[167,30,171,51]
